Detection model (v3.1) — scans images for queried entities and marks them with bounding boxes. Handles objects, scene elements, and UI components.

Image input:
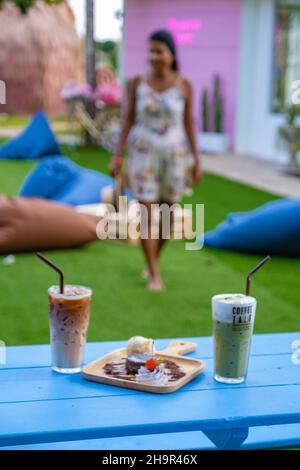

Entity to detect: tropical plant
[279,105,300,166]
[96,40,119,71]
[201,89,209,133]
[213,74,223,133]
[201,75,224,133]
[0,0,63,14]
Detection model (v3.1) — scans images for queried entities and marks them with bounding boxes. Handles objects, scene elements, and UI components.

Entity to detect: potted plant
[198,75,230,154]
[60,80,123,151]
[279,105,300,175]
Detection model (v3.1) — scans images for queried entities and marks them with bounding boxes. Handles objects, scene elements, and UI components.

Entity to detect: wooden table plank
[2,333,299,370]
[1,334,300,449]
[2,424,300,450]
[0,384,300,447]
[0,353,298,404]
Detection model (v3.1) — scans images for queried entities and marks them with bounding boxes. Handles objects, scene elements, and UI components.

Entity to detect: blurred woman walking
[110,30,202,291]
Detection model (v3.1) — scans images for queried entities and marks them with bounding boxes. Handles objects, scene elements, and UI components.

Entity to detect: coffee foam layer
[214,294,255,304]
[212,294,257,323]
[48,285,92,300]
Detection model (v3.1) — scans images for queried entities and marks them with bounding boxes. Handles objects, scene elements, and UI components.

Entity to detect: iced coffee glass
[48,285,92,374]
[212,294,257,384]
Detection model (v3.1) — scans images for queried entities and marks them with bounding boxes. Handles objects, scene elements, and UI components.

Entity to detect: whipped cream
[127,353,151,363]
[136,365,168,385]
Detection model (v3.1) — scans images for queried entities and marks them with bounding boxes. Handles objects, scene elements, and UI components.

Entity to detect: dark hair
[149,29,179,71]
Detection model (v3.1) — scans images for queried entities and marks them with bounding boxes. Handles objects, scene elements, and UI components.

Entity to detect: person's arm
[182,78,202,184]
[110,77,139,177]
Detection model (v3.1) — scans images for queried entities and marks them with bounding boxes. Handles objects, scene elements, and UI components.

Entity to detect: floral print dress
[126,77,194,203]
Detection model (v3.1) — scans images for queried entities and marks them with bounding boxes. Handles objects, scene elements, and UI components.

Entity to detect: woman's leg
[139,200,164,291]
[157,199,174,256]
[142,200,174,281]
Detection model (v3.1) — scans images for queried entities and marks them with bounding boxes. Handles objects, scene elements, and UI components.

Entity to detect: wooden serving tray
[82,341,205,394]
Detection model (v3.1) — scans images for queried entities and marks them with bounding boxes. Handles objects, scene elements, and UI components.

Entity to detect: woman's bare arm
[182,77,202,183]
[183,78,199,158]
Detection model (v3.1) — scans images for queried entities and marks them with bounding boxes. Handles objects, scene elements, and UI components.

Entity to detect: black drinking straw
[246,256,271,296]
[36,252,65,294]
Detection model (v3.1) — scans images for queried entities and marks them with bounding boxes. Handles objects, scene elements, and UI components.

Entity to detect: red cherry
[146,357,158,372]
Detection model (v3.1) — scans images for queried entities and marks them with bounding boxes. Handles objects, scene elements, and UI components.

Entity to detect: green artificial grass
[0,115,71,128]
[0,145,299,346]
[0,115,32,127]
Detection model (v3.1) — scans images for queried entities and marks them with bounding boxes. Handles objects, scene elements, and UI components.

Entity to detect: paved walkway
[203,153,300,198]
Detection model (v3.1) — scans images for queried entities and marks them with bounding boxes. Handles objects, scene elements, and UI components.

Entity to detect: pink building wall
[123,0,242,143]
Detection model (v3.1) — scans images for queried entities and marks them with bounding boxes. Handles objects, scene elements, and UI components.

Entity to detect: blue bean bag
[19,155,132,206]
[203,198,300,257]
[0,112,61,160]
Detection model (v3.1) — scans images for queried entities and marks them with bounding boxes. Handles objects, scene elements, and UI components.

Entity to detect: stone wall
[0,0,83,116]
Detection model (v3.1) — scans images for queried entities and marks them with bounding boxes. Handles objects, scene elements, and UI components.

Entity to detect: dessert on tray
[82,336,205,393]
[103,336,186,385]
[125,336,155,374]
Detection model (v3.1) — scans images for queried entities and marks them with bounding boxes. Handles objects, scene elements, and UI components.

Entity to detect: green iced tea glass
[212,294,257,384]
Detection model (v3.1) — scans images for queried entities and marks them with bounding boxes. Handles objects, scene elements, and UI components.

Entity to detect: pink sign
[167,17,202,45]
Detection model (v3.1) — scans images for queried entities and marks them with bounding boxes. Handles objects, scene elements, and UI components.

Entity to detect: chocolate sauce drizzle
[103,358,185,383]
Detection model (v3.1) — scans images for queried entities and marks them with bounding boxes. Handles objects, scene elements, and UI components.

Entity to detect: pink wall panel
[123,0,242,142]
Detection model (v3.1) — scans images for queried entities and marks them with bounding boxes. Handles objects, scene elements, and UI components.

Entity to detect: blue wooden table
[1,333,300,450]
